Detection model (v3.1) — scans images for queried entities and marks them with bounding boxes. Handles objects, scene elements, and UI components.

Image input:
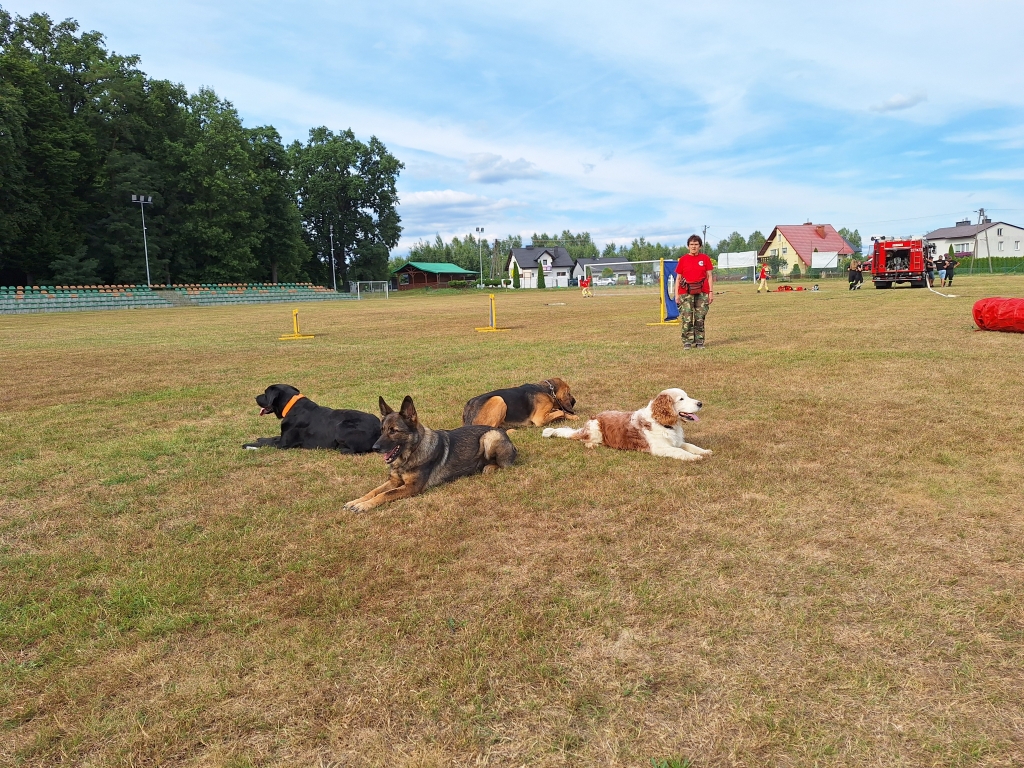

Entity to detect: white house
[924,219,1024,259]
[506,246,574,288]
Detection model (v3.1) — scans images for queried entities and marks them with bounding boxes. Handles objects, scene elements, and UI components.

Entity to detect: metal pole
[476,227,484,288]
[139,200,151,287]
[329,223,337,292]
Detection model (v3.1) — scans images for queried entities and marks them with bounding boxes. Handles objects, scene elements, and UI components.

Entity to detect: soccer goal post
[584,259,663,290]
[355,280,390,299]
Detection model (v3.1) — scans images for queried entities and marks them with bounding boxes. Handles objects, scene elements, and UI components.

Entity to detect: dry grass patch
[2,277,1023,766]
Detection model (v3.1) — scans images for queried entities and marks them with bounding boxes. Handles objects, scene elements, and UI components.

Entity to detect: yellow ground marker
[475,293,511,332]
[278,308,315,340]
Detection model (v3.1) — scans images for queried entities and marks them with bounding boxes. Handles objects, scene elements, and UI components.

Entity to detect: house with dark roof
[758,223,854,272]
[924,218,1024,259]
[506,246,574,288]
[392,261,477,290]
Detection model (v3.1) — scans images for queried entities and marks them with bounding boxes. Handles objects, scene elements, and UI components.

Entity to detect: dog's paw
[344,500,369,513]
[565,414,580,420]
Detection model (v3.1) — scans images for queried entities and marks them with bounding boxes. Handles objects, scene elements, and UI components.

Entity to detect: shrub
[790,262,802,278]
[537,267,546,289]
[447,280,468,289]
[512,263,520,289]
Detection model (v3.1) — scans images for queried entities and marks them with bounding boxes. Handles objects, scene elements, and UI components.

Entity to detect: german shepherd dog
[344,396,517,512]
[462,377,577,428]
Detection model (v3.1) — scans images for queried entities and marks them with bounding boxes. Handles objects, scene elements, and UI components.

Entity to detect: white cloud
[870,93,927,113]
[466,153,543,183]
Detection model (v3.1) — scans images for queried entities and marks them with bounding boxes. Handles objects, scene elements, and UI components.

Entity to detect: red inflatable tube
[973,297,1024,333]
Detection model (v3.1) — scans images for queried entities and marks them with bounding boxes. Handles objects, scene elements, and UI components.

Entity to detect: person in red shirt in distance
[675,235,714,349]
[757,261,770,293]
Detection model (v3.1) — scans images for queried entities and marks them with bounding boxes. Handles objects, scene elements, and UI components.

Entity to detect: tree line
[0,9,402,287]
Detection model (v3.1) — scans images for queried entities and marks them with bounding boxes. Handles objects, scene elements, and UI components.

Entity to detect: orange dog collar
[281,393,306,418]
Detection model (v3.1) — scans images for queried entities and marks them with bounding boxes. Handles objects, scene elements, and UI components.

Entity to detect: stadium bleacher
[0,283,353,314]
[169,283,348,307]
[0,285,174,314]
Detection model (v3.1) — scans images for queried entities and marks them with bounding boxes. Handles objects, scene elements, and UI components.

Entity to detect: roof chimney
[956,219,971,227]
[815,225,826,238]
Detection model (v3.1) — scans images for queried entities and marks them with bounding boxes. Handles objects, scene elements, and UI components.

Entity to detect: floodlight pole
[132,194,153,286]
[329,223,337,292]
[475,226,485,288]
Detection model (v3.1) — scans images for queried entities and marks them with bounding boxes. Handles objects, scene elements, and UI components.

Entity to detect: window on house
[782,247,788,254]
[770,249,778,257]
[997,228,1003,236]
[1016,241,1021,251]
[998,241,1004,251]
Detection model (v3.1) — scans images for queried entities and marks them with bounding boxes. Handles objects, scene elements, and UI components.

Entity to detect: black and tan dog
[243,384,381,453]
[344,396,517,512]
[461,377,577,428]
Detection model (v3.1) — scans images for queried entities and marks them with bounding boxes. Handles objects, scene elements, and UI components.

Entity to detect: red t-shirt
[676,254,713,293]
[758,265,769,280]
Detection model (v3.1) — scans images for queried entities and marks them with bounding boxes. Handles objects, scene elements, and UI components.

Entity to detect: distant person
[936,256,948,286]
[756,262,770,293]
[924,253,935,287]
[580,275,593,298]
[944,257,959,287]
[675,235,714,349]
[848,259,862,291]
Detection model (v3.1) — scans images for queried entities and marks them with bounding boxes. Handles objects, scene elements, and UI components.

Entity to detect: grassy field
[2,276,1023,767]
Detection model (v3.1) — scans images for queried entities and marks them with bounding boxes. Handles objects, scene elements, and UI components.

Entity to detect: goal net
[355,280,390,299]
[584,259,663,290]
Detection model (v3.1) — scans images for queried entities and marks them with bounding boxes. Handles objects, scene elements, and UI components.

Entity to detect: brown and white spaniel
[542,388,711,461]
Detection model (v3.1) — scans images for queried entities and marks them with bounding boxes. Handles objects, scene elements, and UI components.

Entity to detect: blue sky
[8,0,1024,252]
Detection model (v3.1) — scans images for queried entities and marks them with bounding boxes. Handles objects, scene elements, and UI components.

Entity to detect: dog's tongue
[683,413,700,422]
[259,407,271,416]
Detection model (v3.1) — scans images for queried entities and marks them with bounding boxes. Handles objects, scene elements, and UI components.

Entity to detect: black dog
[344,396,517,512]
[243,384,381,453]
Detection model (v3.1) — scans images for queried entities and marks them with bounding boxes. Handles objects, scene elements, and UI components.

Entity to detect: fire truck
[867,236,936,289]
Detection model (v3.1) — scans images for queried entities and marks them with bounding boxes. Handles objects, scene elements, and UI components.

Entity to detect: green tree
[512,262,520,288]
[248,126,309,283]
[173,89,263,283]
[601,267,614,278]
[536,263,546,288]
[838,227,862,254]
[747,230,766,253]
[291,128,403,288]
[50,246,99,284]
[948,244,954,258]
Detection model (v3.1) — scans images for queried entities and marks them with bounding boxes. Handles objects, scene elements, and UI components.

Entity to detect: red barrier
[973,297,1024,333]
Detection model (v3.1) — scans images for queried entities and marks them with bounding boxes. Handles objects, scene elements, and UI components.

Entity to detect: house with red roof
[757,223,854,273]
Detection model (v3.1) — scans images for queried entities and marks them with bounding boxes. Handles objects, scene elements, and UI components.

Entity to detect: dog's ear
[399,396,418,425]
[651,393,678,427]
[379,397,394,417]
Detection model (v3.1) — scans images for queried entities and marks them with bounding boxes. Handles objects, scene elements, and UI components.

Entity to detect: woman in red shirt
[675,235,714,349]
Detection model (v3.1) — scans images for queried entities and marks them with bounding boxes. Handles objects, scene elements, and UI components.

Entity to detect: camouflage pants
[679,293,710,345]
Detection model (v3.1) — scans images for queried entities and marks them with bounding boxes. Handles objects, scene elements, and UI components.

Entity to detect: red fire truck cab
[868,236,935,289]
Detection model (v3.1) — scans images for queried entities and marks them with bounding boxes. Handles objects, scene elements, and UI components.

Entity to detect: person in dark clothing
[924,254,935,287]
[848,260,860,290]
[944,257,959,287]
